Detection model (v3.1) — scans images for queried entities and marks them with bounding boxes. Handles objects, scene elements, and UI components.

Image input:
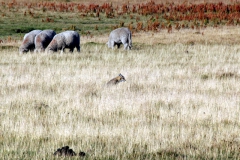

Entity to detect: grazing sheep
[19,30,42,54]
[107,73,126,86]
[107,27,132,50]
[46,30,80,53]
[34,30,56,53]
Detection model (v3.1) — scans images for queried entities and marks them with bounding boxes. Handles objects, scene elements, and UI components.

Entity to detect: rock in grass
[79,151,86,157]
[53,146,76,156]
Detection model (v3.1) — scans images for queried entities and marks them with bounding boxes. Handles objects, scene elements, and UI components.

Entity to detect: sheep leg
[117,43,121,49]
[69,48,74,53]
[123,43,129,50]
[76,46,80,52]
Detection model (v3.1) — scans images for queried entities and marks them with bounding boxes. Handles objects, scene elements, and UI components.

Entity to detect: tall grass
[1,34,240,159]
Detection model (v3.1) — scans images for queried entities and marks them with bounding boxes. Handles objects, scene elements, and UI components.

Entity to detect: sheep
[107,27,132,50]
[46,30,80,53]
[19,30,42,54]
[34,30,56,53]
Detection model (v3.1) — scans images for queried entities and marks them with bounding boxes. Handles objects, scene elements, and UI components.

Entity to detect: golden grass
[5,25,240,48]
[82,25,240,46]
[1,27,240,159]
[133,26,240,45]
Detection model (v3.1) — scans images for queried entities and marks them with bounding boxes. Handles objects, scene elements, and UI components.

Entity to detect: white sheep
[19,30,42,54]
[107,27,132,50]
[46,30,80,53]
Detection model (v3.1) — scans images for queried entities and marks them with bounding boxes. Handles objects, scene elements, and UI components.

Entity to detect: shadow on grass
[201,72,239,80]
[102,150,187,160]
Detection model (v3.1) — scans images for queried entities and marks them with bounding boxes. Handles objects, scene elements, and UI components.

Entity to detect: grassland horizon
[1,0,240,159]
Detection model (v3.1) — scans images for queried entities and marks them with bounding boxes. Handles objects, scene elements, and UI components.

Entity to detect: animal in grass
[46,30,80,53]
[53,146,76,157]
[19,30,42,54]
[107,73,126,86]
[34,30,56,53]
[107,27,132,50]
[53,146,86,157]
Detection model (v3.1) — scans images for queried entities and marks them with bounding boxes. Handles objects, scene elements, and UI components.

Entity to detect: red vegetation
[2,1,240,33]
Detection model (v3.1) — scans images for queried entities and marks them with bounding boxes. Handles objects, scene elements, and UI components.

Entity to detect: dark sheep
[34,30,56,53]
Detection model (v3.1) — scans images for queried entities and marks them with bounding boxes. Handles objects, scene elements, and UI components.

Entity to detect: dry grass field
[1,0,240,159]
[1,26,240,159]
